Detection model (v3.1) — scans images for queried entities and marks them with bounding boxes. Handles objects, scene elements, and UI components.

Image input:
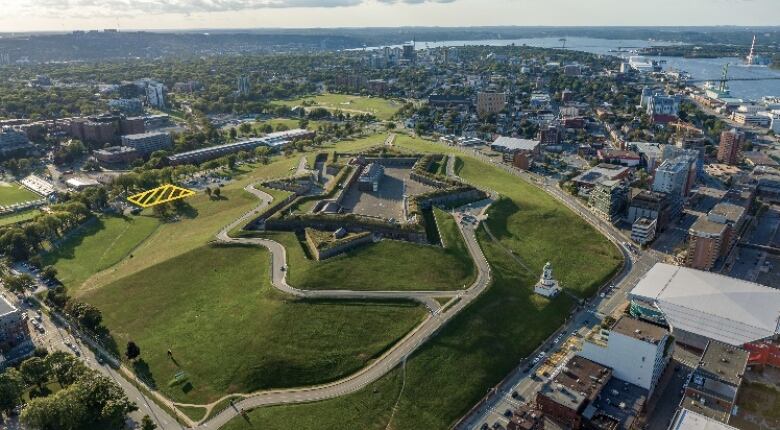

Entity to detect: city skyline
[3,0,780,33]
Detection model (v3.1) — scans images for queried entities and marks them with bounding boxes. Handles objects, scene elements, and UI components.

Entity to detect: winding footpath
[182,184,493,428]
[139,144,628,429]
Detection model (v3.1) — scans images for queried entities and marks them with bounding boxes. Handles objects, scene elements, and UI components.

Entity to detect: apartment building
[476,91,507,116]
[717,129,745,165]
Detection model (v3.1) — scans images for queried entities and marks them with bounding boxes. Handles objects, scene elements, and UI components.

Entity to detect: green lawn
[261,229,474,292]
[275,94,403,121]
[41,215,161,294]
[320,133,390,152]
[221,369,403,430]
[0,182,40,206]
[224,139,622,429]
[0,209,41,227]
[84,244,426,404]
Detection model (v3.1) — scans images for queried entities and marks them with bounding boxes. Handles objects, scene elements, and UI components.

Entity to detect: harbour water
[370,36,780,100]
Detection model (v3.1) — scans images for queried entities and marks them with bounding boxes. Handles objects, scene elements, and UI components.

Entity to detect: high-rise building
[653,158,691,197]
[686,206,746,274]
[686,216,727,271]
[717,128,745,165]
[237,75,251,96]
[146,83,166,109]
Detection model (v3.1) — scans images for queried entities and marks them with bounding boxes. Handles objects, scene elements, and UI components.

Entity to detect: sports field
[275,94,403,120]
[0,182,40,206]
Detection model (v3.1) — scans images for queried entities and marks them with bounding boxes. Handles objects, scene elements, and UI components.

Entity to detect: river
[367,36,780,100]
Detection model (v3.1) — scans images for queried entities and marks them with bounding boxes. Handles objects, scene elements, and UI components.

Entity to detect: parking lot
[340,167,433,220]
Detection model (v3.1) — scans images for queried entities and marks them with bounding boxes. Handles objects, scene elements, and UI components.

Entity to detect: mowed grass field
[275,94,403,120]
[258,213,475,292]
[0,209,41,227]
[0,182,40,206]
[223,139,622,429]
[84,244,426,404]
[42,215,161,294]
[39,153,432,405]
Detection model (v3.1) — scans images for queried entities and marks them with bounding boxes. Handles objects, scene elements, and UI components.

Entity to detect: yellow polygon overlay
[127,184,196,208]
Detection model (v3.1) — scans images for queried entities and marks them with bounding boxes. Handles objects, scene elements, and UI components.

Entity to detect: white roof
[669,409,738,430]
[630,263,780,346]
[491,136,538,151]
[66,177,100,188]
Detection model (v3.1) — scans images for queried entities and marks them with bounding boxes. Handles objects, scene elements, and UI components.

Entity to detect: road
[435,142,689,430]
[191,184,493,428]
[4,290,183,430]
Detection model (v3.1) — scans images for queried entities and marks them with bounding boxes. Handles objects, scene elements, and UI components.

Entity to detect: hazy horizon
[4,0,780,33]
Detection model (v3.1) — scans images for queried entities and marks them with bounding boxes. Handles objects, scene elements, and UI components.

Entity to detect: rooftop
[611,315,668,345]
[697,341,748,386]
[689,217,727,236]
[539,356,612,409]
[573,163,630,186]
[491,136,539,152]
[679,395,731,423]
[669,408,739,430]
[122,131,170,139]
[630,263,780,346]
[707,202,745,225]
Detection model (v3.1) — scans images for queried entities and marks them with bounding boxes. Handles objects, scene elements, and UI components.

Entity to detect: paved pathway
[186,184,493,428]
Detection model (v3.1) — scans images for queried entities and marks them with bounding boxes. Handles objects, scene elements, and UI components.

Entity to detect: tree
[42,265,58,281]
[21,369,136,430]
[125,341,141,361]
[141,415,157,430]
[212,187,221,198]
[228,127,238,141]
[0,369,24,414]
[238,122,252,135]
[3,273,34,293]
[20,357,49,390]
[45,351,85,387]
[204,187,212,198]
[64,301,102,332]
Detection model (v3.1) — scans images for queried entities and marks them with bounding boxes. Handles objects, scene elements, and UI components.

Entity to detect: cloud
[17,0,456,18]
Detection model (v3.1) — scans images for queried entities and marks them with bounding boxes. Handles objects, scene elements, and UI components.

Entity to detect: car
[481,424,489,430]
[531,357,540,364]
[511,391,519,399]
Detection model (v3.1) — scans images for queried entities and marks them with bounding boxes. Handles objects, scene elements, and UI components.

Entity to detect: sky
[2,0,780,33]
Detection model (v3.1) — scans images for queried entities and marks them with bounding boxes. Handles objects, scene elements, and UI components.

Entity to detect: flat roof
[679,395,731,423]
[698,341,748,386]
[539,356,611,409]
[669,408,739,430]
[630,263,780,346]
[122,131,170,139]
[689,217,727,236]
[708,202,745,224]
[492,136,539,152]
[611,315,668,345]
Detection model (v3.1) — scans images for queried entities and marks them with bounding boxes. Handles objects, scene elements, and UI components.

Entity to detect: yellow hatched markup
[127,184,196,208]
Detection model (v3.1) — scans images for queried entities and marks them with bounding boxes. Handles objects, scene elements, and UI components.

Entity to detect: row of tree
[0,350,153,429]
